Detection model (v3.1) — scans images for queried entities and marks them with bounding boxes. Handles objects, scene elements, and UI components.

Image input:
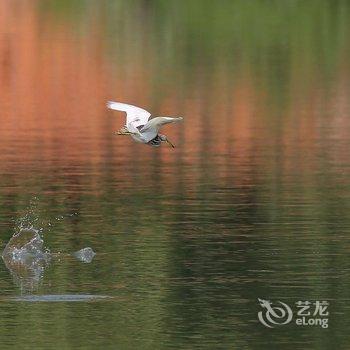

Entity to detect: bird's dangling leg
[115,126,136,135]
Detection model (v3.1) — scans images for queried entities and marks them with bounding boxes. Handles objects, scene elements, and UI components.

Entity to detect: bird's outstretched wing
[140,117,183,142]
[107,101,151,128]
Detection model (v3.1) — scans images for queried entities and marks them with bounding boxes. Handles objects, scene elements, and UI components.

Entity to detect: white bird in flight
[107,101,183,148]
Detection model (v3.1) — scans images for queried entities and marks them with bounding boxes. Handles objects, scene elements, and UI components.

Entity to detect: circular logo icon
[258,298,293,328]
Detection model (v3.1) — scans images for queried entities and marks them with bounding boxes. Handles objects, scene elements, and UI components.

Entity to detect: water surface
[0,1,350,349]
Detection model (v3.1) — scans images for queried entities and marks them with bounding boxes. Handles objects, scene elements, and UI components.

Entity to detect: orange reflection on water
[0,1,349,193]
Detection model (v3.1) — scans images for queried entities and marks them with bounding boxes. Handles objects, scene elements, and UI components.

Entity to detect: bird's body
[107,101,183,147]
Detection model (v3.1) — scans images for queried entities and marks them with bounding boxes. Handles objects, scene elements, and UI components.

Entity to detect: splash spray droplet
[72,247,96,263]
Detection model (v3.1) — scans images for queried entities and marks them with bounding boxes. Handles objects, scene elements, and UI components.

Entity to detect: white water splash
[2,199,94,292]
[2,228,51,292]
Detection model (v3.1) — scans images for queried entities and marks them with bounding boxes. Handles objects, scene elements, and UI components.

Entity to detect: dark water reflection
[0,1,350,349]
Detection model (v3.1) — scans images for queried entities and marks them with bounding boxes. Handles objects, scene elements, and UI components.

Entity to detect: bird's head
[159,134,175,148]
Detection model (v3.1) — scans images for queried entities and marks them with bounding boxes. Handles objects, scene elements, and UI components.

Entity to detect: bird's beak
[166,139,175,148]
